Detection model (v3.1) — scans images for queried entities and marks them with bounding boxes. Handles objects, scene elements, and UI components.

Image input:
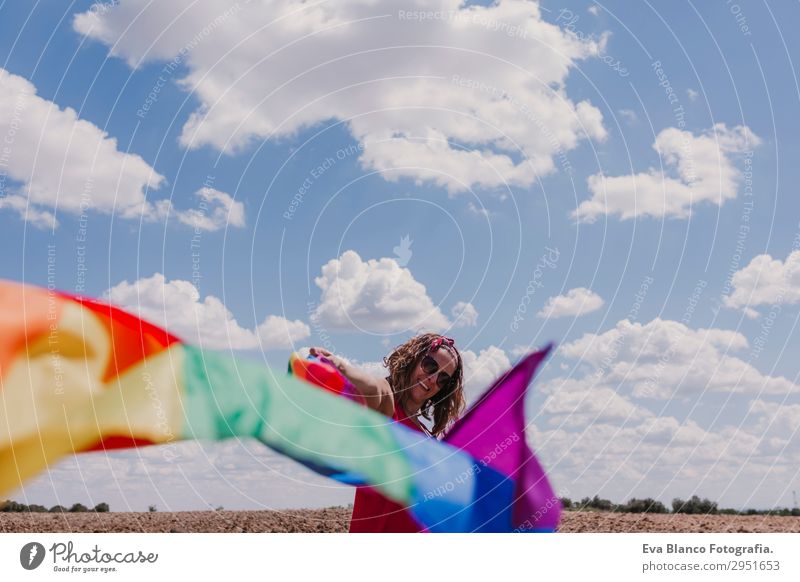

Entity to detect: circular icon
[20,542,46,570]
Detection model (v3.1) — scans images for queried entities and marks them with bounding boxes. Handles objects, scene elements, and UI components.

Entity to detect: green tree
[588,495,615,511]
[1,501,25,512]
[620,498,667,514]
[672,495,718,514]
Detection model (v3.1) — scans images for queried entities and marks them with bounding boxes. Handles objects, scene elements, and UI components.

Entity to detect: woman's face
[408,348,458,407]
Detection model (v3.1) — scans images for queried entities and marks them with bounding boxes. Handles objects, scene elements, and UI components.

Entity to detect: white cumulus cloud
[0,68,163,226]
[530,366,800,508]
[0,69,246,231]
[168,187,246,231]
[105,273,309,350]
[451,301,478,328]
[723,250,800,314]
[558,318,798,398]
[537,287,604,318]
[540,376,647,428]
[574,124,760,222]
[461,345,511,405]
[0,194,56,228]
[527,407,795,509]
[311,250,452,334]
[74,0,607,192]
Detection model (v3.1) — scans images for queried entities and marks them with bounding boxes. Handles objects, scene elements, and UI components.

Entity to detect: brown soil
[558,511,800,533]
[1,508,797,533]
[0,507,352,533]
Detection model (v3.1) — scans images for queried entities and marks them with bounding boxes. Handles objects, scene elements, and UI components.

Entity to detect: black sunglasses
[420,355,454,391]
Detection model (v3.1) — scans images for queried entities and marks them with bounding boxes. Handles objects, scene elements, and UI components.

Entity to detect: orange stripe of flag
[0,281,61,382]
[59,292,182,383]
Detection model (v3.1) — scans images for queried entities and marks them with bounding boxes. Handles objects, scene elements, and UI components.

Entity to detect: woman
[309,332,465,532]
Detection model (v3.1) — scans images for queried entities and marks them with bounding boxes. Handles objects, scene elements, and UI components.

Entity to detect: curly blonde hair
[383,332,465,437]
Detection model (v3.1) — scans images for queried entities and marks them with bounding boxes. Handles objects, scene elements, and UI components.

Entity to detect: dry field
[558,511,800,533]
[2,508,799,533]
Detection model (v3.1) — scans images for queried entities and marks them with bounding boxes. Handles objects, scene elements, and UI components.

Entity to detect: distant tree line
[560,495,800,516]
[3,496,798,516]
[1,500,109,513]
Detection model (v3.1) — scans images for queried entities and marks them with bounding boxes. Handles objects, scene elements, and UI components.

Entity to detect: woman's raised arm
[308,347,394,416]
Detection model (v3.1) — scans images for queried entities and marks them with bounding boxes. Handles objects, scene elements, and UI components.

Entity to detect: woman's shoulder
[384,378,399,418]
[374,376,395,418]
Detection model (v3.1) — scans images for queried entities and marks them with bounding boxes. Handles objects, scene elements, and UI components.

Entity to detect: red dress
[349,399,428,533]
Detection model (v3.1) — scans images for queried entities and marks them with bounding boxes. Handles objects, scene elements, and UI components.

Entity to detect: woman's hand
[309,346,347,374]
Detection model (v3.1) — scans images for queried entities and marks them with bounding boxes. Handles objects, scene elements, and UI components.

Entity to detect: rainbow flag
[0,280,559,532]
[288,352,366,405]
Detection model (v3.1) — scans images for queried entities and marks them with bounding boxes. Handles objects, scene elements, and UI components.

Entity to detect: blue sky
[2,0,799,512]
